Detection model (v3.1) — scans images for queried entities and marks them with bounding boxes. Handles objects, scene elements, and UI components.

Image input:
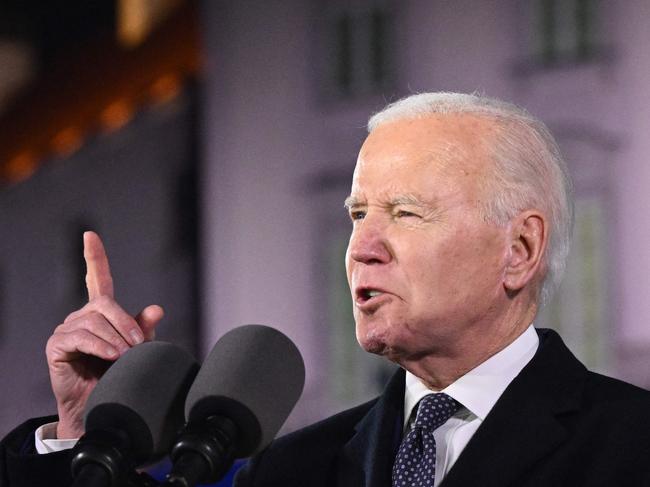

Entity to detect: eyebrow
[343,195,364,210]
[390,194,427,207]
[343,193,429,209]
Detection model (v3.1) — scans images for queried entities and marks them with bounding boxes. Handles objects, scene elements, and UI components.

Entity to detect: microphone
[70,341,199,487]
[164,324,305,487]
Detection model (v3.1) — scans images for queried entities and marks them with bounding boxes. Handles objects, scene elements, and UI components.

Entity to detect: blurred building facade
[2,0,650,437]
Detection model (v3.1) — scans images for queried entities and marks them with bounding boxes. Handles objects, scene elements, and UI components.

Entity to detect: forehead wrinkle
[350,118,485,209]
[418,139,472,177]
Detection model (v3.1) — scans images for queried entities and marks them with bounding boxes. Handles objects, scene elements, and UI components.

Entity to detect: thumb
[135,304,164,341]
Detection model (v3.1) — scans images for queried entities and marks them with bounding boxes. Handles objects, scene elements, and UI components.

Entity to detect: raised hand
[45,231,164,439]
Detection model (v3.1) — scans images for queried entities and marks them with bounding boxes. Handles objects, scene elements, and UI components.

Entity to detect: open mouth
[357,288,385,303]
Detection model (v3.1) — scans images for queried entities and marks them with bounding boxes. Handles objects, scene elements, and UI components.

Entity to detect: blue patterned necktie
[392,393,461,487]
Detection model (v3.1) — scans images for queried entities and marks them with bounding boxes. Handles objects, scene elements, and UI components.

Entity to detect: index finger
[84,231,114,300]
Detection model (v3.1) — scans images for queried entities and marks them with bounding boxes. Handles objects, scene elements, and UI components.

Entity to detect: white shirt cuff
[34,422,79,454]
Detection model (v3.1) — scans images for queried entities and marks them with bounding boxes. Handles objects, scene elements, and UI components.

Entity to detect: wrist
[56,399,87,439]
[56,416,85,440]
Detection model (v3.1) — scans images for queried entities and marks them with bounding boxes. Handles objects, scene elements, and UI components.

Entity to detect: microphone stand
[70,417,238,487]
[73,465,160,487]
[70,429,132,487]
[70,429,157,487]
[160,415,239,487]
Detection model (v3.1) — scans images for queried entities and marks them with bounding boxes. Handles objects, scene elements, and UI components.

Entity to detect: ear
[503,210,548,294]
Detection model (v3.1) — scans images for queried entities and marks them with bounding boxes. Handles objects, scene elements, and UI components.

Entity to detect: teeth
[367,290,382,297]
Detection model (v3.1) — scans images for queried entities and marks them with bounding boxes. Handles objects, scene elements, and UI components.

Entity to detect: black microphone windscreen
[84,341,199,464]
[184,325,305,457]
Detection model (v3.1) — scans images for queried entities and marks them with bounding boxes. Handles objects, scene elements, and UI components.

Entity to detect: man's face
[345,114,511,363]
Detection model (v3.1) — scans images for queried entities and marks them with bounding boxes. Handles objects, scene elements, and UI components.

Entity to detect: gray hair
[368,92,574,305]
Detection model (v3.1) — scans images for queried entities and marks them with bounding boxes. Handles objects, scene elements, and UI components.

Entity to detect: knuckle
[84,314,114,337]
[64,302,92,322]
[64,310,80,323]
[45,333,58,354]
[76,329,96,349]
[52,322,68,334]
[64,312,97,332]
[84,310,102,322]
[89,339,105,357]
[122,317,138,332]
[46,329,75,359]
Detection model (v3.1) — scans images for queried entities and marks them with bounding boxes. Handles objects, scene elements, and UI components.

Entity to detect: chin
[359,325,428,369]
[358,335,388,355]
[356,323,402,359]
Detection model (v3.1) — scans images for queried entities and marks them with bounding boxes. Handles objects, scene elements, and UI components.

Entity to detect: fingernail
[106,346,119,358]
[130,329,144,344]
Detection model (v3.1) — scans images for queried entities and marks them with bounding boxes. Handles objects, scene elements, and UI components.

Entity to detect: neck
[399,300,537,390]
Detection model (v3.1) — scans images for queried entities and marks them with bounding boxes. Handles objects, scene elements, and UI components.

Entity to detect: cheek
[454,239,507,296]
[411,239,459,287]
[412,235,503,302]
[344,247,353,284]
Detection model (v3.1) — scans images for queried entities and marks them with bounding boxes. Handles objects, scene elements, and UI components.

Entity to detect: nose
[347,215,392,265]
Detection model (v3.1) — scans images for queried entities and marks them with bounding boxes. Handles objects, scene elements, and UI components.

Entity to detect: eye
[396,210,419,218]
[349,210,366,221]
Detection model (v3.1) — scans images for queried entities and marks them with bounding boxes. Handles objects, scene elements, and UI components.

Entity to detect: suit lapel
[337,369,405,487]
[441,329,586,487]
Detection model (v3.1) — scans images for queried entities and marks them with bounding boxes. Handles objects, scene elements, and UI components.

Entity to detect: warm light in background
[0,0,200,187]
[100,99,135,132]
[0,41,35,114]
[117,0,182,48]
[51,127,84,158]
[5,151,37,183]
[149,74,182,104]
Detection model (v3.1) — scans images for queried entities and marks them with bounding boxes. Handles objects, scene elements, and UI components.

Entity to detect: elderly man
[234,93,650,486]
[1,92,650,487]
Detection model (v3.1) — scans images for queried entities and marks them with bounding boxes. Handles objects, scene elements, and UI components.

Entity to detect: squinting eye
[349,210,366,221]
[396,210,419,218]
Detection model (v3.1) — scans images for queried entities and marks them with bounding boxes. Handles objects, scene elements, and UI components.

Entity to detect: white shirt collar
[403,324,539,428]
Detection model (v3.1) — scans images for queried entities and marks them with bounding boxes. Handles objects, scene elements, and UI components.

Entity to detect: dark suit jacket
[235,329,650,486]
[2,329,650,486]
[0,416,72,486]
